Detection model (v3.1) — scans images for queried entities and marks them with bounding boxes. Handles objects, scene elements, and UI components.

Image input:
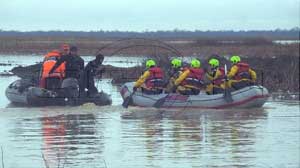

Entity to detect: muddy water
[0,55,299,168]
[0,102,299,168]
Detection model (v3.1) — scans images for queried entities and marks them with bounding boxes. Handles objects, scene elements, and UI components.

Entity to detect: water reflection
[121,108,268,167]
[40,111,104,168]
[1,103,298,168]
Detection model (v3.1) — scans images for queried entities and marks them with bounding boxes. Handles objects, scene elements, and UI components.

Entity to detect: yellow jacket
[228,65,257,82]
[206,69,223,82]
[206,68,225,89]
[174,69,190,86]
[175,68,205,89]
[134,70,150,88]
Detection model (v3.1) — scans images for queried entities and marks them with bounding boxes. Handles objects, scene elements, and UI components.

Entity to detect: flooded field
[0,55,299,168]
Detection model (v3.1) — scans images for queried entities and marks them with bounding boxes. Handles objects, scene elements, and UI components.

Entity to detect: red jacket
[234,62,251,80]
[181,68,205,88]
[145,67,164,88]
[212,67,225,85]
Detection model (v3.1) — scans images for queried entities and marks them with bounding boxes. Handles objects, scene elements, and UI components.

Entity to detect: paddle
[153,84,176,108]
[223,64,233,102]
[153,93,169,108]
[122,89,136,108]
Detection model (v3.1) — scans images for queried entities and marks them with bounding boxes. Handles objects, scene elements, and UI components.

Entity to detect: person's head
[171,58,182,69]
[61,44,70,55]
[70,46,78,55]
[230,55,241,64]
[146,59,156,69]
[208,58,219,68]
[190,59,201,68]
[95,53,104,65]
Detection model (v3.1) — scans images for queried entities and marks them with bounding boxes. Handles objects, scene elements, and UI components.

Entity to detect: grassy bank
[0,37,299,58]
[10,55,299,93]
[2,36,299,93]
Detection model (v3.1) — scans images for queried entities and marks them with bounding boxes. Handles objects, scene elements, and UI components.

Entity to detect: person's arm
[174,70,190,86]
[95,65,105,78]
[227,65,238,79]
[206,69,218,81]
[215,69,224,79]
[249,69,257,82]
[206,73,214,81]
[84,62,93,72]
[79,57,85,71]
[49,56,66,74]
[134,71,150,88]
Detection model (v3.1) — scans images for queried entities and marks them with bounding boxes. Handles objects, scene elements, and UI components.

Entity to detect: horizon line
[1,27,299,33]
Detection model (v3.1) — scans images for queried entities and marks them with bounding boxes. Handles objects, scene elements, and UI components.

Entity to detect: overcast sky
[0,0,299,31]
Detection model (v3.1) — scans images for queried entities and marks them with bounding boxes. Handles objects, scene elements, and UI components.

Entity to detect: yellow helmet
[230,55,241,64]
[171,58,182,68]
[209,58,219,68]
[146,59,156,68]
[191,59,201,68]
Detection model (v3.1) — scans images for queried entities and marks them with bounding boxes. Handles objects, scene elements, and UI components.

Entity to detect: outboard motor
[61,78,80,105]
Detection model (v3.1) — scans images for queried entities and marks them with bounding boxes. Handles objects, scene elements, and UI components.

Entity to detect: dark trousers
[79,72,98,98]
[212,87,224,94]
[45,77,61,91]
[178,88,200,95]
[232,80,254,90]
[141,88,163,95]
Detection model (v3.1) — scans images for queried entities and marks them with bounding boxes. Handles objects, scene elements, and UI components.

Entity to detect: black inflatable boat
[5,78,112,106]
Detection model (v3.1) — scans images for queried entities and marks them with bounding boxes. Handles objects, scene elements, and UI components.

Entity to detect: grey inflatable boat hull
[120,82,269,109]
[6,79,112,106]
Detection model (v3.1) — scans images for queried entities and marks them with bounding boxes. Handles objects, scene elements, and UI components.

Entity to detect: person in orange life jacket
[49,46,84,80]
[39,50,65,90]
[227,55,257,90]
[174,59,205,95]
[165,58,183,93]
[133,59,164,95]
[206,58,225,95]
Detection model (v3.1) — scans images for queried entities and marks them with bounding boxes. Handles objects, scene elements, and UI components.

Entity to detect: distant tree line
[0,27,299,40]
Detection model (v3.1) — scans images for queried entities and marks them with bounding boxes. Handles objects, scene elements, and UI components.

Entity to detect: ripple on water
[0,101,299,167]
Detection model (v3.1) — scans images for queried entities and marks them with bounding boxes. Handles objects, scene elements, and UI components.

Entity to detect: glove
[133,87,137,92]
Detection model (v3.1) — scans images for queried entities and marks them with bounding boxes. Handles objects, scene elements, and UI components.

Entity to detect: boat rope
[95,37,183,57]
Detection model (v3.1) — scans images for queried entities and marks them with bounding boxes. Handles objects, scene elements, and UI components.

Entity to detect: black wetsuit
[49,54,84,80]
[79,60,104,97]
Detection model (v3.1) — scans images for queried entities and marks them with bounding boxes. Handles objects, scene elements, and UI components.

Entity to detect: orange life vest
[39,51,66,88]
[233,62,251,80]
[145,67,164,88]
[181,68,205,88]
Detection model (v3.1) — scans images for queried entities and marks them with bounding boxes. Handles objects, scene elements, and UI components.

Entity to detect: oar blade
[122,90,136,108]
[153,97,167,108]
[223,64,233,103]
[122,96,132,108]
[224,89,233,102]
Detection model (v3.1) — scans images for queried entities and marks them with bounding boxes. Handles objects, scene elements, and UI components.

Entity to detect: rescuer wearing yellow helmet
[227,55,257,90]
[133,59,165,94]
[174,59,205,95]
[206,58,226,95]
